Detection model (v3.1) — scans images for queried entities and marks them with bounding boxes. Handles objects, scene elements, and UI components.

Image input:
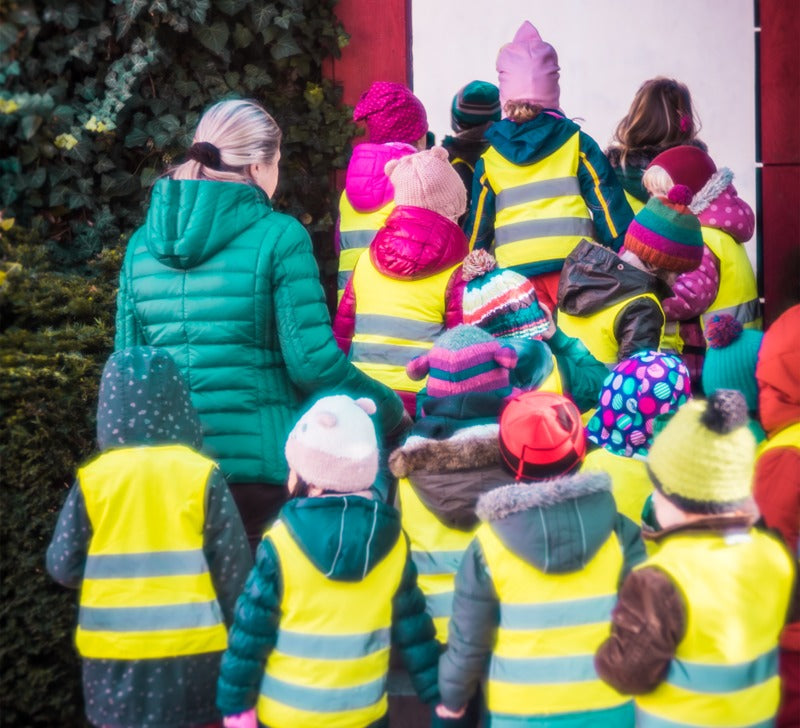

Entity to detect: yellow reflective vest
[582,448,650,528]
[758,421,800,459]
[257,519,406,728]
[397,479,476,644]
[349,253,456,395]
[635,530,793,728]
[337,192,395,299]
[558,293,665,366]
[481,137,595,269]
[701,226,761,330]
[478,524,631,719]
[76,445,227,660]
[624,191,645,215]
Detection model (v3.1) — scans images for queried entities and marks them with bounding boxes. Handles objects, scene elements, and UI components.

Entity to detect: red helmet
[499,391,586,480]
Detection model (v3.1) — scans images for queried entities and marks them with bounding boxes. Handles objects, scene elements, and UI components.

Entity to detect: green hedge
[0,0,356,723]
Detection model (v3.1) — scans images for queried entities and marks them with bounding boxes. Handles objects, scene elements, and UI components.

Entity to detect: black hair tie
[187,141,222,169]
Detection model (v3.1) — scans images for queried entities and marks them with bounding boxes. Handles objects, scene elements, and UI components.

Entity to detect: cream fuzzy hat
[284,395,379,492]
[384,146,467,222]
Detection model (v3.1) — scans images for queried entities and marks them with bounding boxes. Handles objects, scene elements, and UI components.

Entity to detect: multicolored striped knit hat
[451,80,501,131]
[406,324,518,398]
[587,351,691,458]
[624,184,703,273]
[461,250,549,340]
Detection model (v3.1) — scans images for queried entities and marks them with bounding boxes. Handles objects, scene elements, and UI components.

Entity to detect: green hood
[143,178,271,269]
[280,496,402,581]
[96,346,203,451]
[476,472,616,573]
[485,114,580,166]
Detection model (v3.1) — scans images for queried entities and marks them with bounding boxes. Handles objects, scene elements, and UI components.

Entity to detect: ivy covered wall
[0,1,357,723]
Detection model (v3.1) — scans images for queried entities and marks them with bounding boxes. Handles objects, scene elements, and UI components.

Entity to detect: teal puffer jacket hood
[116,179,403,485]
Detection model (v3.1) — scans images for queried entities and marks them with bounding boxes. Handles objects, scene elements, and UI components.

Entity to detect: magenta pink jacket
[334,142,416,254]
[333,204,469,357]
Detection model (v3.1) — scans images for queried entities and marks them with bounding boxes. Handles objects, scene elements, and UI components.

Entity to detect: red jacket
[754,304,800,650]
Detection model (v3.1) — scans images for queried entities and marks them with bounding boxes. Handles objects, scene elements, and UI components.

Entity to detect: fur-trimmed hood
[390,426,509,530]
[476,471,618,573]
[690,168,755,243]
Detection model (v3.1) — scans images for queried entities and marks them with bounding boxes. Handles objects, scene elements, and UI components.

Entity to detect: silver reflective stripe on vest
[704,298,761,326]
[340,229,377,251]
[495,217,595,247]
[424,591,454,619]
[355,314,444,342]
[274,628,390,659]
[636,710,775,728]
[350,342,430,366]
[490,653,598,684]
[496,177,582,212]
[84,550,209,579]
[412,549,464,576]
[260,674,385,712]
[499,594,616,630]
[664,648,778,694]
[79,600,224,631]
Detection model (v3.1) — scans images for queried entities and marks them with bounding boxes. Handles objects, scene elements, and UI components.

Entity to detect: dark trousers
[228,482,287,555]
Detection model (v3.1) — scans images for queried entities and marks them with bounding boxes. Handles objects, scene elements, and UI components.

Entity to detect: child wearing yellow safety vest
[461,248,608,413]
[46,346,252,728]
[437,391,645,727]
[334,147,470,417]
[582,351,692,541]
[596,390,795,728]
[643,145,760,387]
[464,21,633,312]
[558,184,704,367]
[390,324,521,727]
[752,304,800,728]
[217,395,440,728]
[335,81,428,300]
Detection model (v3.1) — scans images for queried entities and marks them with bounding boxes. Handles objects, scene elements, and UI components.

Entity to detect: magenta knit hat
[284,395,379,492]
[384,147,467,222]
[496,21,561,113]
[407,325,518,399]
[647,146,717,196]
[353,81,428,145]
[624,185,704,273]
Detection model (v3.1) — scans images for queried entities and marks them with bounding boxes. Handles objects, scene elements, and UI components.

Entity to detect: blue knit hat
[451,80,501,131]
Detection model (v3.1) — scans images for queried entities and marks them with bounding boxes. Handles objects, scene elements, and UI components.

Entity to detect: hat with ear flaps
[407,324,518,399]
[384,146,467,222]
[284,395,379,492]
[647,389,756,513]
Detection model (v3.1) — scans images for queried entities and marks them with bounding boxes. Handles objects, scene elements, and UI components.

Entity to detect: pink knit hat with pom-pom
[385,147,467,222]
[624,184,704,273]
[496,21,561,112]
[353,81,428,145]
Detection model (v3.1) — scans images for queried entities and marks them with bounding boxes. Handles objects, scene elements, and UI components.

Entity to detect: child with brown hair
[464,21,633,311]
[606,77,706,214]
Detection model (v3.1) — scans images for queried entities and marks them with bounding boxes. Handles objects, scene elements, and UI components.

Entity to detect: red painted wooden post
[758,0,800,324]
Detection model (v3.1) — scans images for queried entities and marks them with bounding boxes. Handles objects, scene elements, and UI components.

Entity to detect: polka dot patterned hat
[586,351,691,458]
[97,346,203,451]
[353,81,428,145]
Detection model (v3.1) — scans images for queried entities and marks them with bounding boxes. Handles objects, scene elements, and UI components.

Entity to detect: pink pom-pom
[705,314,743,349]
[406,354,430,381]
[462,249,498,282]
[668,184,693,206]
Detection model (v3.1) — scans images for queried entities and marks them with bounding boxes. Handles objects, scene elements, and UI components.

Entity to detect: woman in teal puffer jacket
[115,99,406,547]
